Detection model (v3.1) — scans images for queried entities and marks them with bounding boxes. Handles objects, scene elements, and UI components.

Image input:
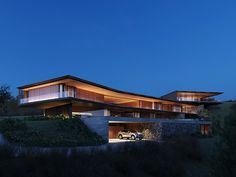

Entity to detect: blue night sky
[0,0,235,100]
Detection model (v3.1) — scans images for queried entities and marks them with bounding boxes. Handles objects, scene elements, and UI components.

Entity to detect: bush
[23,116,47,121]
[0,140,201,177]
[209,104,236,177]
[0,118,27,132]
[23,114,67,121]
[0,145,14,160]
[171,136,202,161]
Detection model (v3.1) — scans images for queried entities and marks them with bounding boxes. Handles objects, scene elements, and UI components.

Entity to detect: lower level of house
[23,101,211,142]
[80,116,211,142]
[38,103,211,141]
[43,102,198,119]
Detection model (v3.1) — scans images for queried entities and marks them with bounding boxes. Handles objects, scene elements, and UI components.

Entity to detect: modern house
[18,75,222,141]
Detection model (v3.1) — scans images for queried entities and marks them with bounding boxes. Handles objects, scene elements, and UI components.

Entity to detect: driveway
[109,138,149,143]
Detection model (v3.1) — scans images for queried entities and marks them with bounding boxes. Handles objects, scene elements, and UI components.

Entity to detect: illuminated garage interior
[108,122,160,140]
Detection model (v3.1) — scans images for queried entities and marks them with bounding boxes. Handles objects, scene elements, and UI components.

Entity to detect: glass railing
[178,97,216,102]
[20,92,61,104]
[200,98,216,102]
[19,91,76,104]
[20,91,98,104]
[177,97,201,101]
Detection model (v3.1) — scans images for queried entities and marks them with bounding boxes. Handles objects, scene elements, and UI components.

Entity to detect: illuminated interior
[176,92,218,102]
[19,78,200,115]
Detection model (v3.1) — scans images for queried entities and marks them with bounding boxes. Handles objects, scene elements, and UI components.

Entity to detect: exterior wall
[81,117,109,141]
[162,104,173,111]
[118,101,139,108]
[85,109,110,116]
[109,124,124,138]
[140,101,152,109]
[77,88,104,102]
[160,121,200,139]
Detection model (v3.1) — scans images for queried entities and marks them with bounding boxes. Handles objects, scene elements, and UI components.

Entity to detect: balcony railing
[20,92,60,104]
[177,97,216,102]
[19,91,104,104]
[200,98,216,102]
[19,91,76,104]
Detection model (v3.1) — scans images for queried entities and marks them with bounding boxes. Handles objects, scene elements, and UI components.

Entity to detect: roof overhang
[175,90,223,98]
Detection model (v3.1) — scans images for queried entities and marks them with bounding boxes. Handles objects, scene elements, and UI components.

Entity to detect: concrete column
[59,84,64,98]
[104,109,110,116]
[134,112,140,118]
[152,102,155,109]
[67,103,73,118]
[43,110,46,117]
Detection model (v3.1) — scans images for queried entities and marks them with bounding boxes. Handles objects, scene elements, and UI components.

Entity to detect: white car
[118,129,144,140]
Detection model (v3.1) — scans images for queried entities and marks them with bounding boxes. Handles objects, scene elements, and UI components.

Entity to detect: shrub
[0,118,27,132]
[0,145,14,159]
[209,104,236,177]
[23,116,47,121]
[0,139,205,177]
[171,136,202,161]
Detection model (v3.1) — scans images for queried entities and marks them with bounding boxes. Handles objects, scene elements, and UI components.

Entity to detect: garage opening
[108,122,160,143]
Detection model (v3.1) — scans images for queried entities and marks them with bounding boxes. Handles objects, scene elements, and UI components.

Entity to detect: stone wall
[81,117,109,141]
[160,121,200,139]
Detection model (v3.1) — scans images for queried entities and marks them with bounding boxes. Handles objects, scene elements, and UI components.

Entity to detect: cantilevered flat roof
[161,90,223,98]
[175,90,223,95]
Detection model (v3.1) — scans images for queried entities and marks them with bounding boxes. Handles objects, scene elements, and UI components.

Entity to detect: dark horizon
[0,0,236,100]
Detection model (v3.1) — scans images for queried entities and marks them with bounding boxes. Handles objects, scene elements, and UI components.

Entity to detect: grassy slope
[0,118,105,147]
[26,120,60,138]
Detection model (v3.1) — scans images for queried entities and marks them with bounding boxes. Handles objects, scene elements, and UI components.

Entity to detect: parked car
[118,129,144,140]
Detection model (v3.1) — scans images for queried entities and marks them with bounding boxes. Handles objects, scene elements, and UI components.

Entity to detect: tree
[0,85,12,115]
[210,104,236,177]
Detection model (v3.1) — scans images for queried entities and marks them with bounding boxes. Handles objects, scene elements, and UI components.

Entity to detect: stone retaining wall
[160,122,200,139]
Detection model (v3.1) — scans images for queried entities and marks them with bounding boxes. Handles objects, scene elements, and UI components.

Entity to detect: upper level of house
[161,91,222,105]
[18,75,222,115]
